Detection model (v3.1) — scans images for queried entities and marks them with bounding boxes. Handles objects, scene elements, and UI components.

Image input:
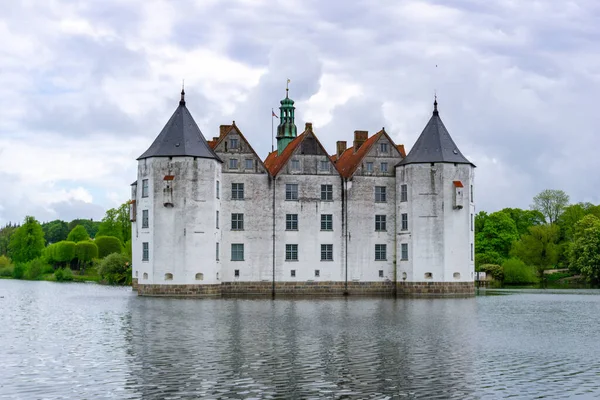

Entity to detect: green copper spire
[276,79,297,154]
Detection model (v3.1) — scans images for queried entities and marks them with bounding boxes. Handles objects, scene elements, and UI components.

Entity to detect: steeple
[276,79,297,155]
[398,97,474,166]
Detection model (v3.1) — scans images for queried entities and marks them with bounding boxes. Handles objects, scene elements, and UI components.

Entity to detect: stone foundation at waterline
[132,278,138,291]
[396,281,475,297]
[135,281,475,298]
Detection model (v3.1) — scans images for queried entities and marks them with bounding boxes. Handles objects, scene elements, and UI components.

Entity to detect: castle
[130,87,476,297]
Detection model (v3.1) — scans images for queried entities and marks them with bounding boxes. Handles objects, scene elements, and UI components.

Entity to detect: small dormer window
[380,142,388,153]
[163,175,174,207]
[229,138,239,149]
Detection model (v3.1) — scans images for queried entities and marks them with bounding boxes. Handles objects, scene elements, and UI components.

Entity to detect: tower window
[400,184,408,202]
[286,184,298,200]
[229,158,239,169]
[321,184,333,201]
[375,215,386,231]
[286,214,298,230]
[380,162,388,173]
[231,244,244,261]
[231,213,244,230]
[375,186,387,202]
[216,181,220,199]
[471,213,474,231]
[232,183,244,200]
[321,214,333,231]
[379,270,384,278]
[142,242,149,261]
[234,269,240,277]
[216,211,219,229]
[286,244,298,261]
[471,185,474,202]
[314,269,320,277]
[291,270,296,277]
[401,213,408,231]
[216,242,219,261]
[401,243,408,260]
[380,142,388,153]
[142,179,149,198]
[142,209,149,229]
[321,244,333,261]
[375,244,386,261]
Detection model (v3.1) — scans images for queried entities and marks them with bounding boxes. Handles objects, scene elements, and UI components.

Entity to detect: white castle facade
[130,89,475,297]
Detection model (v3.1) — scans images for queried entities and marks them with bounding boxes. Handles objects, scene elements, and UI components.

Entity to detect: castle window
[245,159,253,169]
[216,211,219,229]
[471,185,474,202]
[400,184,408,202]
[401,213,408,231]
[232,183,244,200]
[380,162,388,173]
[143,272,148,280]
[142,242,149,261]
[320,184,333,201]
[321,244,333,261]
[234,269,240,277]
[231,243,244,261]
[375,215,386,231]
[315,269,320,277]
[142,179,149,198]
[216,242,219,261]
[321,214,333,231]
[366,162,373,173]
[216,181,220,199]
[195,273,204,280]
[453,272,461,280]
[142,209,149,229]
[375,244,386,261]
[165,273,173,281]
[231,213,244,230]
[379,270,384,278]
[291,270,296,277]
[401,243,408,260]
[319,161,329,171]
[375,186,387,202]
[425,272,433,279]
[380,142,388,153]
[286,214,298,230]
[291,159,300,171]
[229,158,239,169]
[471,213,474,231]
[229,138,239,149]
[286,184,298,200]
[471,243,474,261]
[286,244,298,261]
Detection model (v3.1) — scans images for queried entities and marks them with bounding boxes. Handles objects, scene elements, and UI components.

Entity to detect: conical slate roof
[137,91,222,161]
[398,100,474,166]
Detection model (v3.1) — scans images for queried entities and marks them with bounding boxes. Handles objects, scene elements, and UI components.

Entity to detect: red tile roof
[397,144,406,158]
[264,132,306,176]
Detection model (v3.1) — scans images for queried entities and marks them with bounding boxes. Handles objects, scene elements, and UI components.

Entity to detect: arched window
[164,273,173,281]
[453,272,461,280]
[195,273,204,281]
[424,272,433,279]
[143,273,148,280]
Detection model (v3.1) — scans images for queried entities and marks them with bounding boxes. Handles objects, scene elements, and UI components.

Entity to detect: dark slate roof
[137,91,222,161]
[398,100,474,166]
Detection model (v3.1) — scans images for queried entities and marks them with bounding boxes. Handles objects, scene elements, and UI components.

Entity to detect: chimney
[219,125,230,138]
[353,130,368,152]
[213,137,219,142]
[305,122,313,131]
[336,141,347,157]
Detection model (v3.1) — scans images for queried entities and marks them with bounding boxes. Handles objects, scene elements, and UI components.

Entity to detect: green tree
[531,189,569,225]
[67,225,90,242]
[95,236,124,258]
[0,223,19,256]
[502,258,537,285]
[97,253,131,285]
[68,219,101,238]
[474,211,488,234]
[75,241,98,271]
[41,220,69,244]
[511,224,559,283]
[97,203,131,243]
[475,211,519,259]
[8,216,46,264]
[501,208,545,236]
[55,241,76,268]
[569,215,600,284]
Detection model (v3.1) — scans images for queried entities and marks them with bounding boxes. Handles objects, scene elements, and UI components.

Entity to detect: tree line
[476,189,600,286]
[0,202,132,284]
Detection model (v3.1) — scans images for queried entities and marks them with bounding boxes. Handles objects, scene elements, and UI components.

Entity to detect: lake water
[1,281,599,399]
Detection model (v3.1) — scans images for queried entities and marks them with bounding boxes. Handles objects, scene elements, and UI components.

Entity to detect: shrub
[55,267,73,282]
[0,265,14,277]
[24,258,49,280]
[97,253,131,284]
[95,236,123,259]
[12,263,26,279]
[479,264,504,281]
[502,258,538,285]
[0,255,11,268]
[475,251,503,268]
[55,241,76,266]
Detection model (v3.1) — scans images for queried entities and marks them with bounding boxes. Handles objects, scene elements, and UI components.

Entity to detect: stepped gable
[138,90,221,161]
[398,99,473,166]
[264,123,335,177]
[334,129,403,178]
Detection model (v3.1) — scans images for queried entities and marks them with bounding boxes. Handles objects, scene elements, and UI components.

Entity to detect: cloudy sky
[1,0,599,225]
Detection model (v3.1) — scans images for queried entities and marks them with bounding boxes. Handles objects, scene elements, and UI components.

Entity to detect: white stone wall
[133,156,222,286]
[396,162,474,283]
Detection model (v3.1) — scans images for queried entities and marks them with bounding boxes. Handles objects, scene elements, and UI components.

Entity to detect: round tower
[132,89,223,296]
[395,98,475,297]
